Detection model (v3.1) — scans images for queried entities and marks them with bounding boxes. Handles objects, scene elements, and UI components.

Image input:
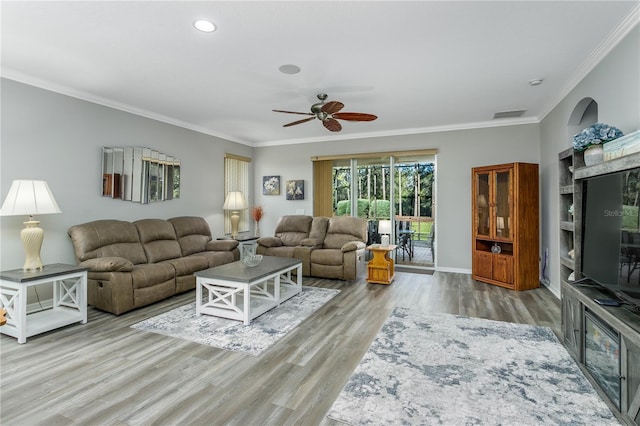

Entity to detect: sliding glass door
[328,152,435,268]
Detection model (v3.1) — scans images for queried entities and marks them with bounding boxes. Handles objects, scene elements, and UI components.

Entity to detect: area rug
[131,287,339,356]
[327,308,619,425]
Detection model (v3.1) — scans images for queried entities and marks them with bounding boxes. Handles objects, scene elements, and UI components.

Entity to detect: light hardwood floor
[0,271,560,425]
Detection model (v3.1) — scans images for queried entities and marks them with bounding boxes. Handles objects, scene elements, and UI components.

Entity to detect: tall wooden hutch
[471,162,539,290]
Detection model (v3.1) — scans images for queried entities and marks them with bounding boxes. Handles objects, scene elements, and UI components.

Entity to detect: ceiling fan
[273,93,377,132]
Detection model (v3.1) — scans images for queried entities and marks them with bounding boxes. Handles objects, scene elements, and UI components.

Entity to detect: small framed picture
[286,180,304,200]
[263,175,280,195]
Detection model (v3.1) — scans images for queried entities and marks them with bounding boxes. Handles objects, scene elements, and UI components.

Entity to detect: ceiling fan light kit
[273,93,377,132]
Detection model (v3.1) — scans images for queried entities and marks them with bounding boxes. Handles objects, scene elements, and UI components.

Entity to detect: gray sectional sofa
[67,216,239,315]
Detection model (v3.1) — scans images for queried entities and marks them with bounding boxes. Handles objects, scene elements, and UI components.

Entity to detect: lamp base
[21,220,44,271]
[230,211,240,239]
[381,235,390,246]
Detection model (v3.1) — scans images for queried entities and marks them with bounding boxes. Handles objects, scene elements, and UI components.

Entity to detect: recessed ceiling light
[279,64,301,75]
[529,79,543,86]
[194,20,216,33]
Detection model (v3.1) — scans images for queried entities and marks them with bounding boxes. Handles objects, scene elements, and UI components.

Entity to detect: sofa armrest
[257,236,283,248]
[341,241,366,253]
[79,257,134,272]
[300,237,322,248]
[206,240,239,251]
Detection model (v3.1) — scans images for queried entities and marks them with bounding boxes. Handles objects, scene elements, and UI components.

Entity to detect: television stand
[615,291,640,313]
[561,281,640,425]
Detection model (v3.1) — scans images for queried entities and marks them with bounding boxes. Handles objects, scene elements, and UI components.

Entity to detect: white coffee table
[194,256,302,325]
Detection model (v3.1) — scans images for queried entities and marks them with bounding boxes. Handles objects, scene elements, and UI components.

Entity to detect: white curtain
[224,155,250,235]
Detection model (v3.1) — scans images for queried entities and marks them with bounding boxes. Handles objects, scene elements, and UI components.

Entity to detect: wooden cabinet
[471,162,539,290]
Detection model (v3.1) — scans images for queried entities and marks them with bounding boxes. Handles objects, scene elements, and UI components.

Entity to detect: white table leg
[17,284,27,344]
[243,283,250,325]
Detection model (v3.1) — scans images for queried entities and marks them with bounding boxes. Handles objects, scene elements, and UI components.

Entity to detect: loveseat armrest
[79,257,134,272]
[300,237,322,248]
[293,246,313,276]
[256,236,283,248]
[341,241,366,253]
[206,240,239,251]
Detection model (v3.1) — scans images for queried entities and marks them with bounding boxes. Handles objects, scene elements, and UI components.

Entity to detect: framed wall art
[263,175,280,195]
[286,179,304,200]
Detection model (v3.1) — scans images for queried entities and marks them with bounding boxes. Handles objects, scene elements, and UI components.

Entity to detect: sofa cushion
[163,255,210,277]
[274,215,313,246]
[134,219,182,263]
[190,251,236,268]
[130,263,175,290]
[323,216,368,249]
[309,216,329,243]
[310,248,344,266]
[169,216,213,256]
[68,220,148,265]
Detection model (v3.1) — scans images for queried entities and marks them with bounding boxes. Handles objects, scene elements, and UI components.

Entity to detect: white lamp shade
[0,180,62,216]
[378,220,392,235]
[223,191,247,211]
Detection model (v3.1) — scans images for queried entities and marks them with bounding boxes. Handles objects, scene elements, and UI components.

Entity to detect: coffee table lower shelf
[194,257,302,325]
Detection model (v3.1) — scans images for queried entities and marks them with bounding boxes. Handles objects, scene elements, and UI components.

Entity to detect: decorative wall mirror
[102,147,180,204]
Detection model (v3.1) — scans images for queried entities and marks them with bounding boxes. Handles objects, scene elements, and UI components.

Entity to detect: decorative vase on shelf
[254,222,260,238]
[583,144,604,166]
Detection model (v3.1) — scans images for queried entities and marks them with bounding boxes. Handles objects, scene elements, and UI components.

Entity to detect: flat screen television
[581,168,640,311]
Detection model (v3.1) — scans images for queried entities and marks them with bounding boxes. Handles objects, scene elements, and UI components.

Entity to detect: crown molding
[255,117,540,147]
[538,4,640,121]
[1,70,254,146]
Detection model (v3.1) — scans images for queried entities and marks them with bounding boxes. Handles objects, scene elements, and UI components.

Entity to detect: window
[224,154,251,235]
[312,149,436,267]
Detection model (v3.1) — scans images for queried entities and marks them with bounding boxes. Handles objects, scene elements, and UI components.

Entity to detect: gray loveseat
[67,216,239,315]
[256,215,368,281]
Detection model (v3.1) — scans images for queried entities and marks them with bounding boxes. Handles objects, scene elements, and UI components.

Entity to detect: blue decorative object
[572,123,623,151]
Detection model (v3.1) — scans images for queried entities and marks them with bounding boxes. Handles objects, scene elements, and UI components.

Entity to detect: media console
[562,281,640,425]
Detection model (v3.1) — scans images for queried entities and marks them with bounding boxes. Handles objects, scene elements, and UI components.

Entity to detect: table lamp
[0,180,62,271]
[223,191,247,239]
[378,220,392,246]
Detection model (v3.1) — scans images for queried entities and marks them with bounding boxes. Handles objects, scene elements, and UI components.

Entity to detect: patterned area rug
[131,286,339,356]
[327,308,619,425]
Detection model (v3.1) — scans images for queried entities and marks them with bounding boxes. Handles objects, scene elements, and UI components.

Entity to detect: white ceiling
[2,1,639,147]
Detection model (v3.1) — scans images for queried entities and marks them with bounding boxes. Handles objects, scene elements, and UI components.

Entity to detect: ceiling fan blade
[273,109,314,116]
[321,101,344,114]
[323,118,342,132]
[333,112,378,121]
[283,117,316,127]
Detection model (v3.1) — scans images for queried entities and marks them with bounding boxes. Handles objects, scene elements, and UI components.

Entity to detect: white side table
[0,263,88,344]
[238,239,258,260]
[218,235,258,260]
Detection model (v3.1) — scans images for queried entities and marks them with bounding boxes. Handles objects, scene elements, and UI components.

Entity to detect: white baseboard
[435,266,472,274]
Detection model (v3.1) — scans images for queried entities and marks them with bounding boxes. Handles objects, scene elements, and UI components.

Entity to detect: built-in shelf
[574,151,640,180]
[559,185,574,194]
[560,221,574,231]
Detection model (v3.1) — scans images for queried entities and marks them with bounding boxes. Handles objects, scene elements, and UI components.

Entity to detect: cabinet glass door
[476,172,490,237]
[495,170,512,240]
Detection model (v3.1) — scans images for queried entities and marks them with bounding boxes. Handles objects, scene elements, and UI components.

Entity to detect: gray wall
[254,124,541,273]
[539,25,640,298]
[2,24,637,300]
[0,79,252,270]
